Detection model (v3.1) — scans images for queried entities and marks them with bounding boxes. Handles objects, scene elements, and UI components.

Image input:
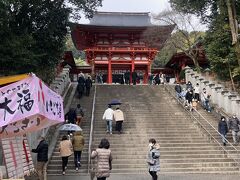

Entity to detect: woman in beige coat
[59,135,73,175]
[113,107,124,134]
[91,138,112,180]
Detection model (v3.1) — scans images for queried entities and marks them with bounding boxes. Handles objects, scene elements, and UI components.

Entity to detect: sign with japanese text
[0,75,64,138]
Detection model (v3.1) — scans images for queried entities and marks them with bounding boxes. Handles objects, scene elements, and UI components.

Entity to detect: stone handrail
[165,85,240,167]
[185,68,240,118]
[88,85,97,173]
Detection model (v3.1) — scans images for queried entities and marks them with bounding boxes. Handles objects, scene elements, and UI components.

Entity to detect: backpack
[75,108,84,117]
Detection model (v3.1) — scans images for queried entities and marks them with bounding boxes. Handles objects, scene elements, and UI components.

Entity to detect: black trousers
[149,170,158,180]
[132,79,136,85]
[194,93,200,101]
[97,177,106,180]
[74,151,82,167]
[62,156,69,171]
[116,121,123,132]
[86,87,90,96]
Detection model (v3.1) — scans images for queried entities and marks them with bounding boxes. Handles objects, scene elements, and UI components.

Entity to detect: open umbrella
[59,123,82,131]
[109,99,122,105]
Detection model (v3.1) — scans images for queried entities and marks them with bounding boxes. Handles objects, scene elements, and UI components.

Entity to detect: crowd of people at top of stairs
[95,70,169,85]
[77,72,92,98]
[174,81,240,147]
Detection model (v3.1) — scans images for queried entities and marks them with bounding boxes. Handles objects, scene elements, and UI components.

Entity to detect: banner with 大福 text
[0,74,64,138]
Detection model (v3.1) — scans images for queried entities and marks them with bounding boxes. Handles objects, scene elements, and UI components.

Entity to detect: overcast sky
[78,0,206,31]
[79,0,171,23]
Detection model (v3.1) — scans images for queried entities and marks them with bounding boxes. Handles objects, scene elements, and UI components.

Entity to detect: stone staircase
[47,85,240,176]
[92,85,240,174]
[47,86,94,176]
[166,85,240,149]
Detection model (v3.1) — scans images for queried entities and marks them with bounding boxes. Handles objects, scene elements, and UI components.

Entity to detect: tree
[0,0,102,83]
[153,42,177,68]
[170,0,240,84]
[150,11,205,72]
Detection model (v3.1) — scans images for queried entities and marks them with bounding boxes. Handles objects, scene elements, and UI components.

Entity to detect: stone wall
[27,66,71,164]
[185,68,240,118]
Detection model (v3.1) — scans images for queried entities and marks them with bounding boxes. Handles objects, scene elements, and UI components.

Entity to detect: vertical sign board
[1,136,34,178]
[0,74,64,138]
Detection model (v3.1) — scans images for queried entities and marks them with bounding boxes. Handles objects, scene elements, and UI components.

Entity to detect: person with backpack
[66,108,77,124]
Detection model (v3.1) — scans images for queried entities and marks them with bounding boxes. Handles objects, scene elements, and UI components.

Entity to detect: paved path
[48,173,240,180]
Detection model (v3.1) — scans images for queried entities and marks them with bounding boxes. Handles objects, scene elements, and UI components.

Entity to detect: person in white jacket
[102,105,114,134]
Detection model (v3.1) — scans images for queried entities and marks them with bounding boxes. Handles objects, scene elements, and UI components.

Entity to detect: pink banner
[0,75,64,138]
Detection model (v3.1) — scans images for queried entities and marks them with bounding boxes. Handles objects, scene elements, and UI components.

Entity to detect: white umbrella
[59,124,82,131]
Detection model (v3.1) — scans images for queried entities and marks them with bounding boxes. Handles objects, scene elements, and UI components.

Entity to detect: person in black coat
[32,137,48,180]
[132,70,138,85]
[185,89,193,110]
[77,76,85,98]
[66,108,77,124]
[218,116,228,146]
[85,76,92,96]
[174,83,182,98]
[154,73,160,85]
[124,70,130,85]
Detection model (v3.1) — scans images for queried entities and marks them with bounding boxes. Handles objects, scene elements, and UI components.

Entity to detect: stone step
[48,85,240,175]
[90,143,221,148]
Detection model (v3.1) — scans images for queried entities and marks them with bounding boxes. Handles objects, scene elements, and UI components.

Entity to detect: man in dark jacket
[229,114,240,144]
[77,75,85,98]
[218,116,228,146]
[174,83,182,98]
[124,70,130,85]
[132,70,138,85]
[85,76,92,96]
[66,108,77,124]
[32,136,48,180]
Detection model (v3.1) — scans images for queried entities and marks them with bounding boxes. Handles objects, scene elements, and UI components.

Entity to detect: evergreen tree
[0,0,102,83]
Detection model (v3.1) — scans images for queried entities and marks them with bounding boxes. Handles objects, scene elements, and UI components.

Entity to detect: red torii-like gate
[70,12,174,84]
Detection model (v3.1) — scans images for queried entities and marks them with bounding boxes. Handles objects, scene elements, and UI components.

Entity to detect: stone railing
[185,68,240,118]
[0,66,72,178]
[27,66,72,163]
